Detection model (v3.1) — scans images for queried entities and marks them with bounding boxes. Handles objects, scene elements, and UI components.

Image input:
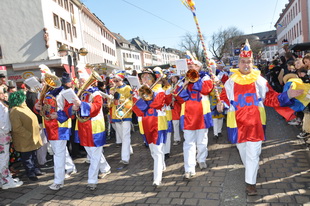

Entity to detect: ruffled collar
[230,68,261,85]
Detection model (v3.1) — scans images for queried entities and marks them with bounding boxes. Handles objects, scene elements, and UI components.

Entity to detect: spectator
[9,90,44,181]
[0,90,23,189]
[0,73,8,94]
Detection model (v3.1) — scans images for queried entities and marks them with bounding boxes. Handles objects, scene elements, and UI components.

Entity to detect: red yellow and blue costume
[65,81,110,185]
[133,69,167,186]
[175,58,214,176]
[218,40,298,192]
[36,71,76,188]
[220,68,293,144]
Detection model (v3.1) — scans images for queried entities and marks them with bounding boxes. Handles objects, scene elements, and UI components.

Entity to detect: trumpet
[173,69,199,96]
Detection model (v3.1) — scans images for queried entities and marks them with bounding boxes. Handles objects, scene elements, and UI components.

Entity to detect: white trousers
[172,120,181,142]
[84,146,110,184]
[149,143,166,185]
[164,132,171,154]
[99,149,111,173]
[213,118,223,136]
[65,147,76,172]
[50,140,75,184]
[115,121,132,162]
[112,123,121,144]
[183,129,209,173]
[236,141,262,185]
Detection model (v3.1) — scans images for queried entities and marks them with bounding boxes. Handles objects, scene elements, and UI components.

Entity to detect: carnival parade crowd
[0,40,309,197]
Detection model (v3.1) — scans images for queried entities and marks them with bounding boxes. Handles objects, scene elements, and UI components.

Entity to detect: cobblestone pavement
[1,107,310,206]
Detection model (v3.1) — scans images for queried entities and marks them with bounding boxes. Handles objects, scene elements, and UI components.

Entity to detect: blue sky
[82,0,288,49]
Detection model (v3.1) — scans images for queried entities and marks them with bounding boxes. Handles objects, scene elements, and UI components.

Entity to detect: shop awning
[289,42,310,51]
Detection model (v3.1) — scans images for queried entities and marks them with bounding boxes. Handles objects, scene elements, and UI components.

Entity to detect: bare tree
[209,27,244,60]
[179,32,205,62]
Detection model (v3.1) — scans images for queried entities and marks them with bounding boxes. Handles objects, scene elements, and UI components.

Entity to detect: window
[67,22,72,42]
[58,0,63,7]
[60,18,67,39]
[53,14,59,29]
[69,3,74,14]
[64,0,69,10]
[72,26,77,38]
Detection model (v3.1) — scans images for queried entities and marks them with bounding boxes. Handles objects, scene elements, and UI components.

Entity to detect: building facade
[113,33,142,72]
[275,0,310,49]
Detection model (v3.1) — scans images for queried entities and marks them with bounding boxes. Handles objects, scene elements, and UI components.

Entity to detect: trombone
[114,75,164,118]
[172,69,199,96]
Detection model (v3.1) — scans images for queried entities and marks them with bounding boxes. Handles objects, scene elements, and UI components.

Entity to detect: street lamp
[58,45,88,78]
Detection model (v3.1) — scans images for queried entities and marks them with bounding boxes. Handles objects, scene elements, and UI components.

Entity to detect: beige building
[275,0,310,53]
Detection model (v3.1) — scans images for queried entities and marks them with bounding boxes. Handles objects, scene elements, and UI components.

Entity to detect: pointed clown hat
[114,70,126,80]
[185,51,202,67]
[239,39,253,58]
[39,64,52,80]
[77,67,90,80]
[153,67,165,79]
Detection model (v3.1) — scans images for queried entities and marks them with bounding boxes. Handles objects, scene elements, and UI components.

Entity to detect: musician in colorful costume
[175,57,214,179]
[65,69,110,191]
[154,67,173,159]
[132,68,167,187]
[110,70,133,165]
[35,72,76,191]
[217,40,303,196]
[169,73,182,146]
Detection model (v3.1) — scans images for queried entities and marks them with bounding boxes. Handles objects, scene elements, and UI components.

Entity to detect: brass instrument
[114,75,163,119]
[139,75,163,101]
[76,69,103,123]
[39,73,62,120]
[174,69,199,96]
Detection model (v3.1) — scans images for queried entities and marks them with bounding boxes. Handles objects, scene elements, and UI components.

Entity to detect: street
[1,107,310,206]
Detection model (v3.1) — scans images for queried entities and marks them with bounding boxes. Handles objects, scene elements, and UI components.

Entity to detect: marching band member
[175,57,214,179]
[65,69,110,191]
[210,84,224,140]
[170,73,182,146]
[154,67,172,160]
[34,71,77,190]
[110,70,133,165]
[132,68,168,187]
[217,40,303,196]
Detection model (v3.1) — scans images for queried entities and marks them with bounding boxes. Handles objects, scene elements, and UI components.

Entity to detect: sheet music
[61,88,79,104]
[24,76,42,91]
[175,59,188,76]
[126,76,141,90]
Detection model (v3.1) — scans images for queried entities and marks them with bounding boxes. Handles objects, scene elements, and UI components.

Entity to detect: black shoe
[165,153,170,160]
[35,170,46,176]
[39,163,53,170]
[144,143,149,148]
[28,176,38,181]
[218,133,222,137]
[116,143,121,148]
[213,135,219,139]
